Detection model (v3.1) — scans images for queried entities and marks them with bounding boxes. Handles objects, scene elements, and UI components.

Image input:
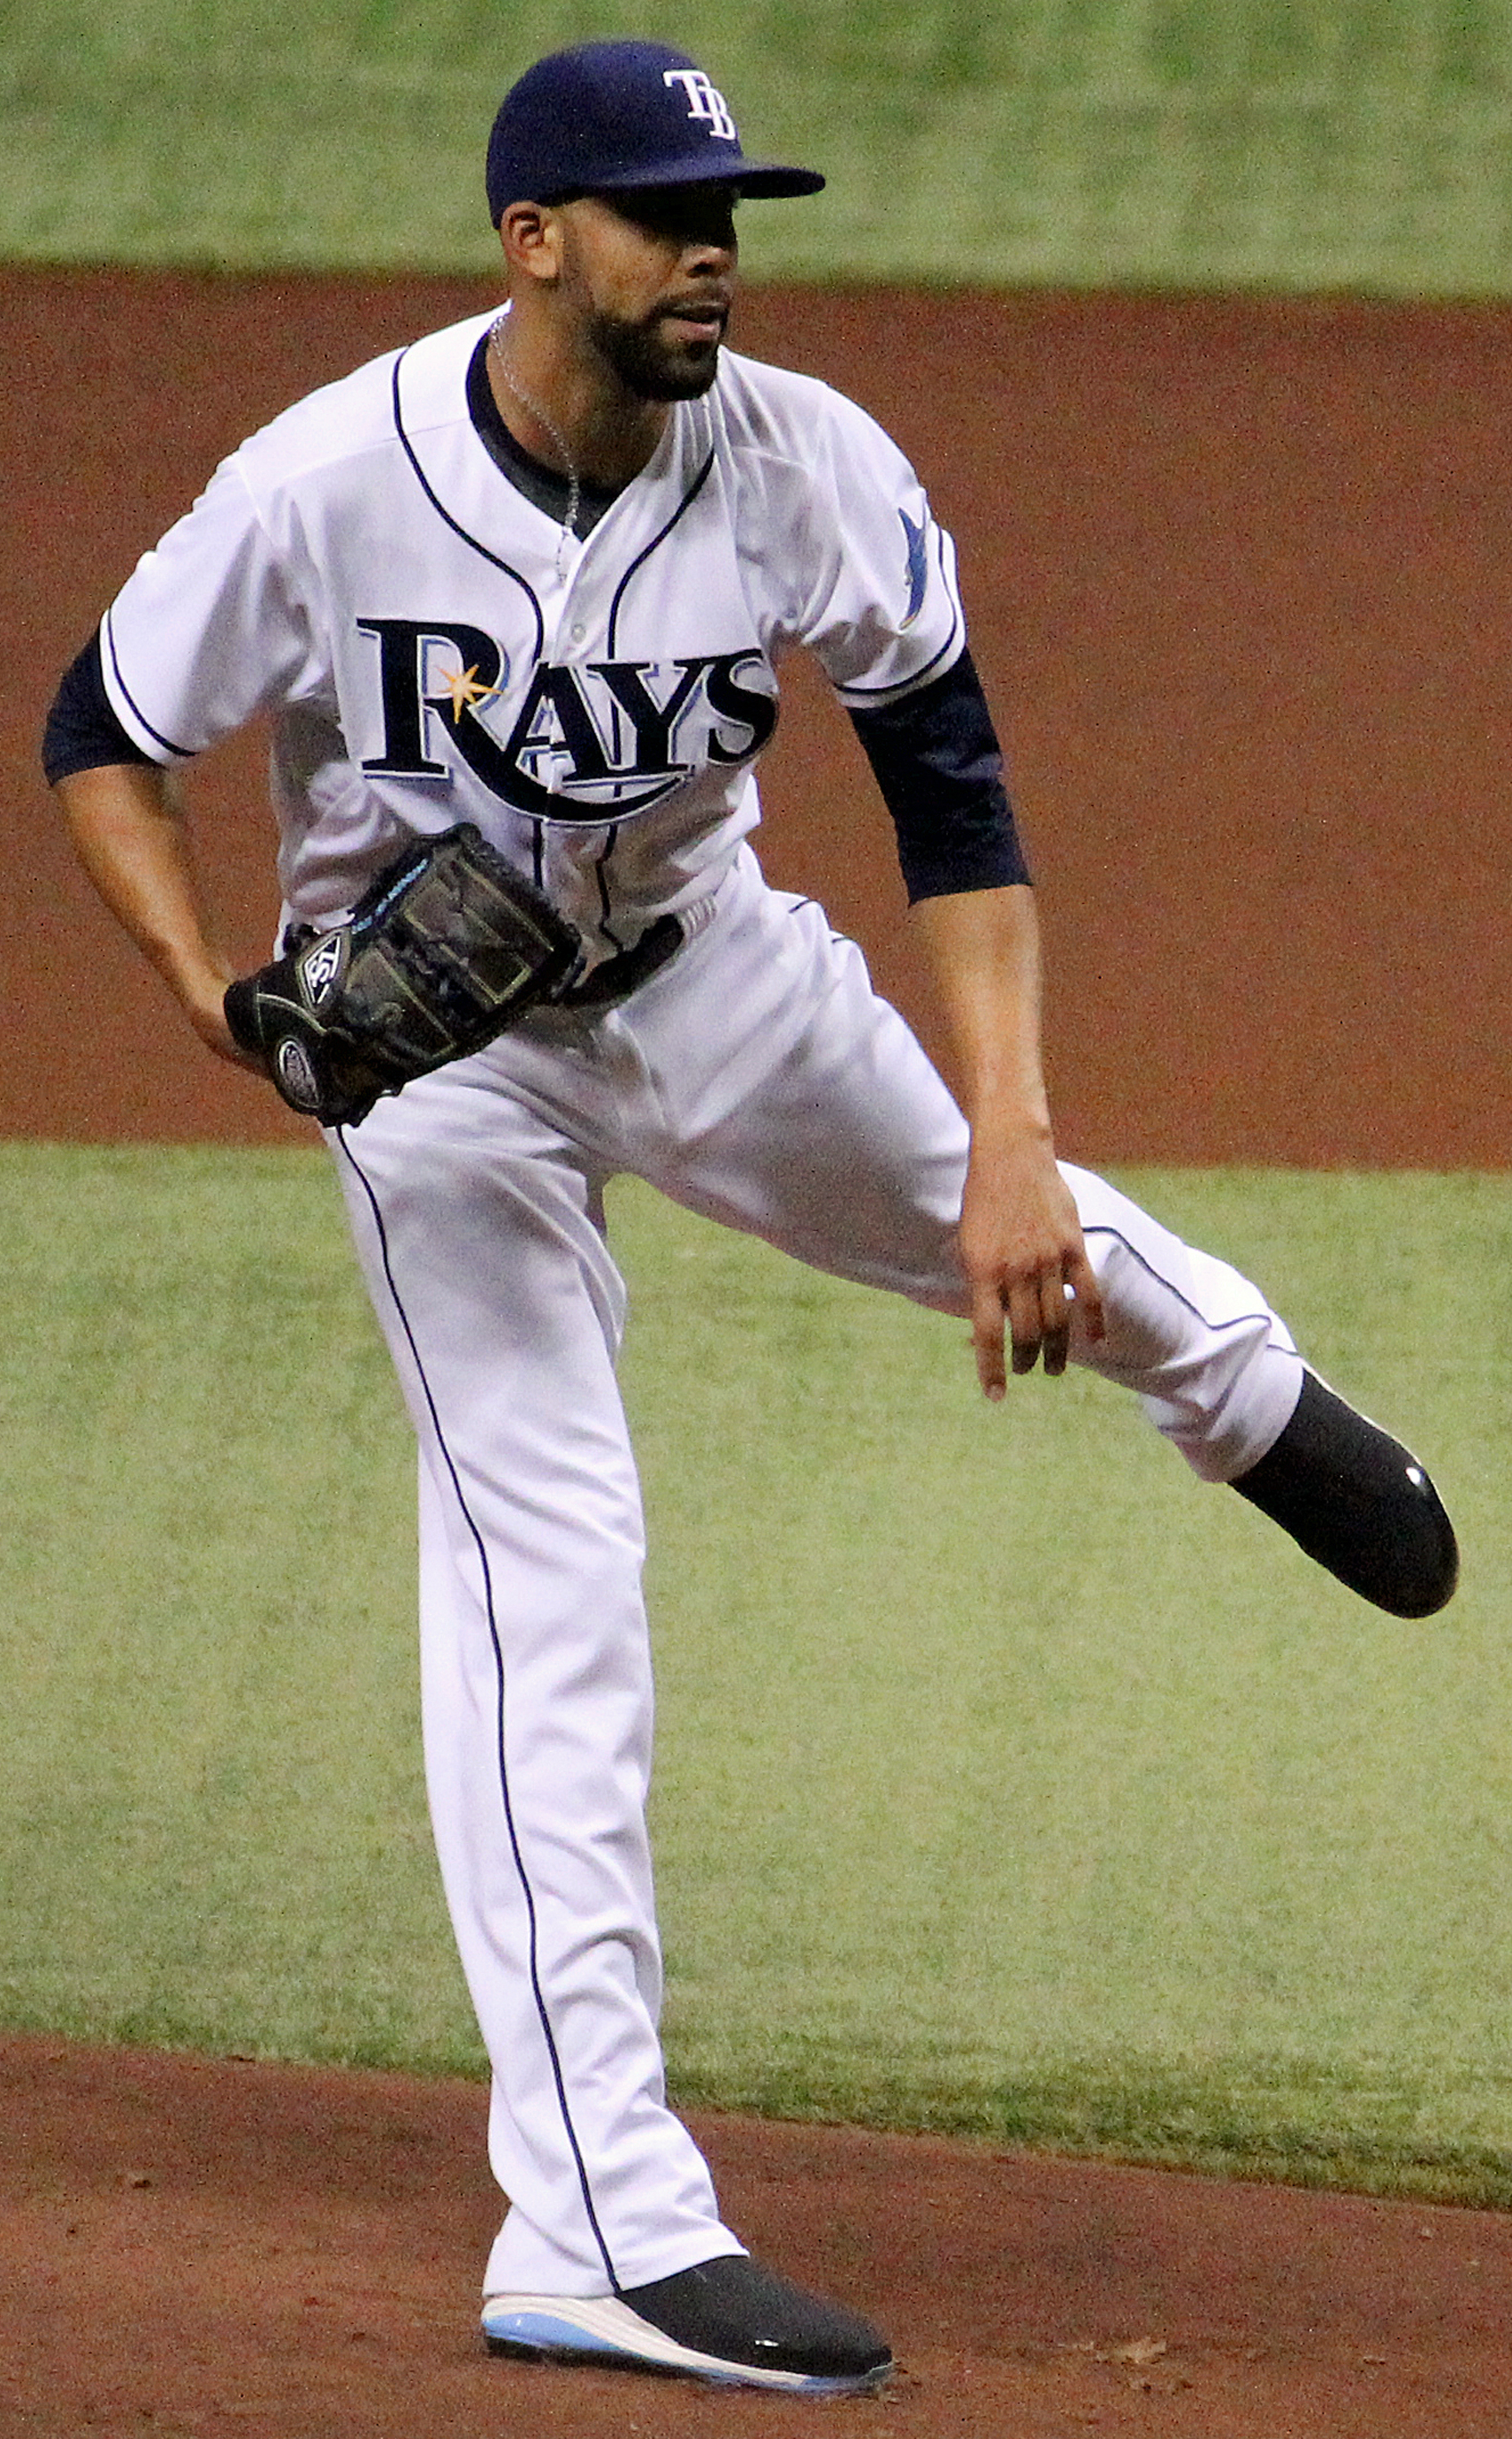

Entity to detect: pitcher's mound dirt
[4,2037,1511,2438]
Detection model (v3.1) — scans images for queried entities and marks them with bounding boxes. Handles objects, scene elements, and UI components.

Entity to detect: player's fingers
[1065,1244,1106,1345]
[1007,1277,1046,1377]
[970,1278,1007,1402]
[1038,1270,1073,1377]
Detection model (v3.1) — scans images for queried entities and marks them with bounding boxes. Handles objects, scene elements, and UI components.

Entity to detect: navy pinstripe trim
[605,446,716,654]
[778,895,844,943]
[835,529,963,703]
[594,823,624,950]
[336,1129,621,2294]
[102,609,195,760]
[836,610,963,704]
[591,441,714,937]
[1081,1223,1276,1339]
[391,350,546,662]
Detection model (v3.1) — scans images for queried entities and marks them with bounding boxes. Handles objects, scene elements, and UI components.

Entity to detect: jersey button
[569,622,586,642]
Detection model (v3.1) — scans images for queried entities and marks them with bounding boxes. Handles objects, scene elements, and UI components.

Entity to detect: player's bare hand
[182,970,268,1076]
[958,1132,1105,1397]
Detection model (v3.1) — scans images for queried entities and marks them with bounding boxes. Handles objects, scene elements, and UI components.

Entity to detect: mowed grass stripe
[7,2,1512,290]
[1,1146,1508,2200]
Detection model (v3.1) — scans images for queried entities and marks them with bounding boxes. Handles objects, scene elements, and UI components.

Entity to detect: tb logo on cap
[663,67,737,141]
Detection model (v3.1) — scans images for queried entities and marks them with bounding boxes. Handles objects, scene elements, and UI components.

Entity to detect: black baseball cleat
[481,2251,894,2395]
[1231,1369,1459,1617]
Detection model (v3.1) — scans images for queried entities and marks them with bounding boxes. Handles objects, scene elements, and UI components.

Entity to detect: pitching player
[45,41,1457,2397]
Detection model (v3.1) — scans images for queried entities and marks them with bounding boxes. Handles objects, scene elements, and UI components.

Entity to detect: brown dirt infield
[8,2034,1512,2439]
[6,273,1512,2433]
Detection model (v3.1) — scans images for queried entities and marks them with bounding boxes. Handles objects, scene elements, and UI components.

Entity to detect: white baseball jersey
[99,310,964,958]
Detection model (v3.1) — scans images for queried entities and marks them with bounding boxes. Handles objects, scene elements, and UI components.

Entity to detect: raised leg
[627,868,1457,1619]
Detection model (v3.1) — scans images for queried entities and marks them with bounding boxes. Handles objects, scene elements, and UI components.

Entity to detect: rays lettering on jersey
[357,620,776,822]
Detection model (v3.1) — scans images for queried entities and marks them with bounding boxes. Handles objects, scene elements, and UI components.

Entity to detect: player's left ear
[499,199,563,285]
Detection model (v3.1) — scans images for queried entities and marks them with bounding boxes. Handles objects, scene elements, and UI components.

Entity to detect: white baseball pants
[332,848,1302,2298]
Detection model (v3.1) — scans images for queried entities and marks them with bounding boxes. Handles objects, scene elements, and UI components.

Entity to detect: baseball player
[44,40,1457,2397]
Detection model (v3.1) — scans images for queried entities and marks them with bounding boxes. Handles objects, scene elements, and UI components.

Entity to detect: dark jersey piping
[592,443,717,933]
[1082,1223,1279,1343]
[839,609,962,702]
[605,446,717,656]
[102,609,196,760]
[391,349,546,663]
[593,825,624,951]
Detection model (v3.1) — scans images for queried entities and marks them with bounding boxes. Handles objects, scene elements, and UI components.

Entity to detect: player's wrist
[172,963,254,1066]
[967,1105,1056,1157]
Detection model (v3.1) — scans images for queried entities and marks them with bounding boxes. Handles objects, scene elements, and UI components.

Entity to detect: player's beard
[586,302,726,401]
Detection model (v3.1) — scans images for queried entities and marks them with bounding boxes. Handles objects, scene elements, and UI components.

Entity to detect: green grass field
[3,1144,1510,2203]
[7,2,1512,291]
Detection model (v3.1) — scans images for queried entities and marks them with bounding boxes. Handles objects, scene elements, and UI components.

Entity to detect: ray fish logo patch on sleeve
[899,510,928,629]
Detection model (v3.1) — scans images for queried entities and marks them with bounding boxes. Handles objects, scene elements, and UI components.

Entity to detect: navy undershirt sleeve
[42,626,157,784]
[848,648,1031,903]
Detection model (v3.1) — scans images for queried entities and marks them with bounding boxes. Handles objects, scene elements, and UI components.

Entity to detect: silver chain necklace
[488,315,580,575]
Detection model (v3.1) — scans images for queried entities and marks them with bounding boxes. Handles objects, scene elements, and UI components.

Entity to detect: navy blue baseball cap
[485,41,825,223]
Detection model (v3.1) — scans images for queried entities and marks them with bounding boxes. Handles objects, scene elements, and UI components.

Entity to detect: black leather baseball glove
[224,823,584,1127]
